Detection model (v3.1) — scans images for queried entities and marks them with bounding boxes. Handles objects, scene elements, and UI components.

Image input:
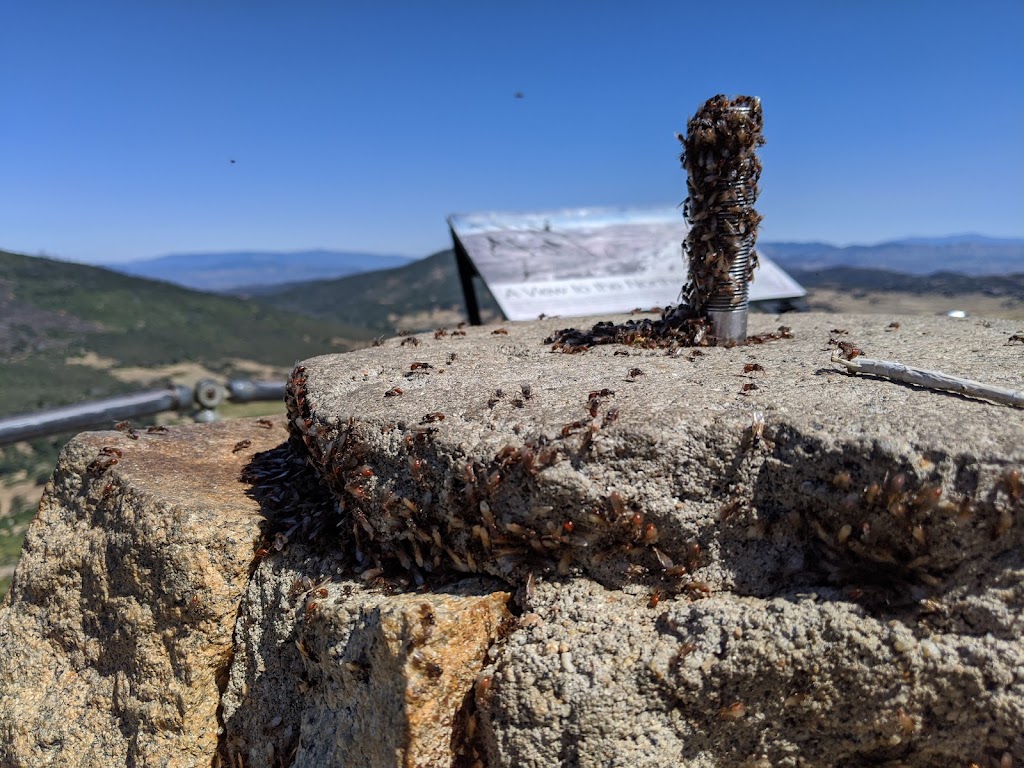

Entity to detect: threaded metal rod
[679,95,764,345]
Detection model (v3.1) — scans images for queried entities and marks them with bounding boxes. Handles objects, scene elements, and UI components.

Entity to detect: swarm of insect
[794,458,1024,611]
[241,440,337,562]
[278,361,702,595]
[544,99,775,352]
[545,315,792,354]
[545,312,713,352]
[677,94,764,321]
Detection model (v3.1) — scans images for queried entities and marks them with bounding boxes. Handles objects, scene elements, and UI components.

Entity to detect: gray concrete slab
[288,312,1023,594]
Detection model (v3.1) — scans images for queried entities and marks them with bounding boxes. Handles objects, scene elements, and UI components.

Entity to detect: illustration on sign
[448,207,804,322]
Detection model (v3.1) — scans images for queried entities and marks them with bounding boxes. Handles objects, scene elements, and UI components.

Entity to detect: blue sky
[2,1,1022,264]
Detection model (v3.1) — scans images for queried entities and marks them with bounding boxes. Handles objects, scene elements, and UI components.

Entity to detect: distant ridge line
[87,234,1024,293]
[102,249,416,292]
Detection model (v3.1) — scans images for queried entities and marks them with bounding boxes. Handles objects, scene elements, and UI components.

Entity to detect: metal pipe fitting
[0,378,290,445]
[227,379,285,403]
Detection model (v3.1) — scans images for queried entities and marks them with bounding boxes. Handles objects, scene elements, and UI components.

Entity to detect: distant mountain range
[237,236,1024,334]
[102,237,1024,295]
[787,266,1024,298]
[883,234,1023,246]
[104,250,415,292]
[758,237,1024,276]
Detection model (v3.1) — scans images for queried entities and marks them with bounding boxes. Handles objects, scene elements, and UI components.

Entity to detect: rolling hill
[233,249,502,333]
[0,249,377,418]
[0,247,385,597]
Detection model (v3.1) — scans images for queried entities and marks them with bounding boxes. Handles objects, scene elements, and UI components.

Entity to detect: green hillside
[0,249,376,416]
[238,249,501,333]
[788,267,1024,299]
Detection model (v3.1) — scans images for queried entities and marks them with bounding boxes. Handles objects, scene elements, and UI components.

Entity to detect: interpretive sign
[449,207,805,323]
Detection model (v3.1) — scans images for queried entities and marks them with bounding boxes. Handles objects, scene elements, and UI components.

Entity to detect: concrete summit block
[286,312,1024,766]
[288,312,1023,592]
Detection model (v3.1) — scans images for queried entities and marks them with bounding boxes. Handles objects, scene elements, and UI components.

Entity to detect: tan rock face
[0,414,511,768]
[295,580,512,768]
[220,548,512,768]
[0,419,284,768]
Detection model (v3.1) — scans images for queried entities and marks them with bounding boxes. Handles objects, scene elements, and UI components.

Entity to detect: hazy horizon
[24,231,1017,268]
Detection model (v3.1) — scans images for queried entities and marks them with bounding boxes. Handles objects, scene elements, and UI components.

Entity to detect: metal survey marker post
[679,95,765,344]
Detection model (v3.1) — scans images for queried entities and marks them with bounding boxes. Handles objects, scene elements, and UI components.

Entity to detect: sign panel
[449,207,805,322]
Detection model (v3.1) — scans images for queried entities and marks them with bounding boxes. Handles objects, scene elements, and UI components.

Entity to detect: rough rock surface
[0,414,513,768]
[0,419,284,767]
[0,312,1022,768]
[285,312,1024,766]
[293,579,511,767]
[220,545,512,768]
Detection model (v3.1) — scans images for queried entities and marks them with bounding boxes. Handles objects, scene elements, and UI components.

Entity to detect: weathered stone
[218,546,321,768]
[286,312,1024,766]
[220,548,511,768]
[295,578,511,767]
[0,419,282,767]
[477,573,1024,767]
[1,313,1022,767]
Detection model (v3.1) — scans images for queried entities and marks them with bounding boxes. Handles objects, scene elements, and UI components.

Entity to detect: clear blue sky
[2,1,1022,264]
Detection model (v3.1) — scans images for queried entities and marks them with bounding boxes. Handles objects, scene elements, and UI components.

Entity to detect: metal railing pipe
[0,385,193,446]
[227,379,286,403]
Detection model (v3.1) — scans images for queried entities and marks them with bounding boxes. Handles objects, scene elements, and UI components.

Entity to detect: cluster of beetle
[678,93,765,314]
[545,311,793,354]
[546,313,714,352]
[796,461,1023,607]
[276,363,709,595]
[542,98,769,353]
